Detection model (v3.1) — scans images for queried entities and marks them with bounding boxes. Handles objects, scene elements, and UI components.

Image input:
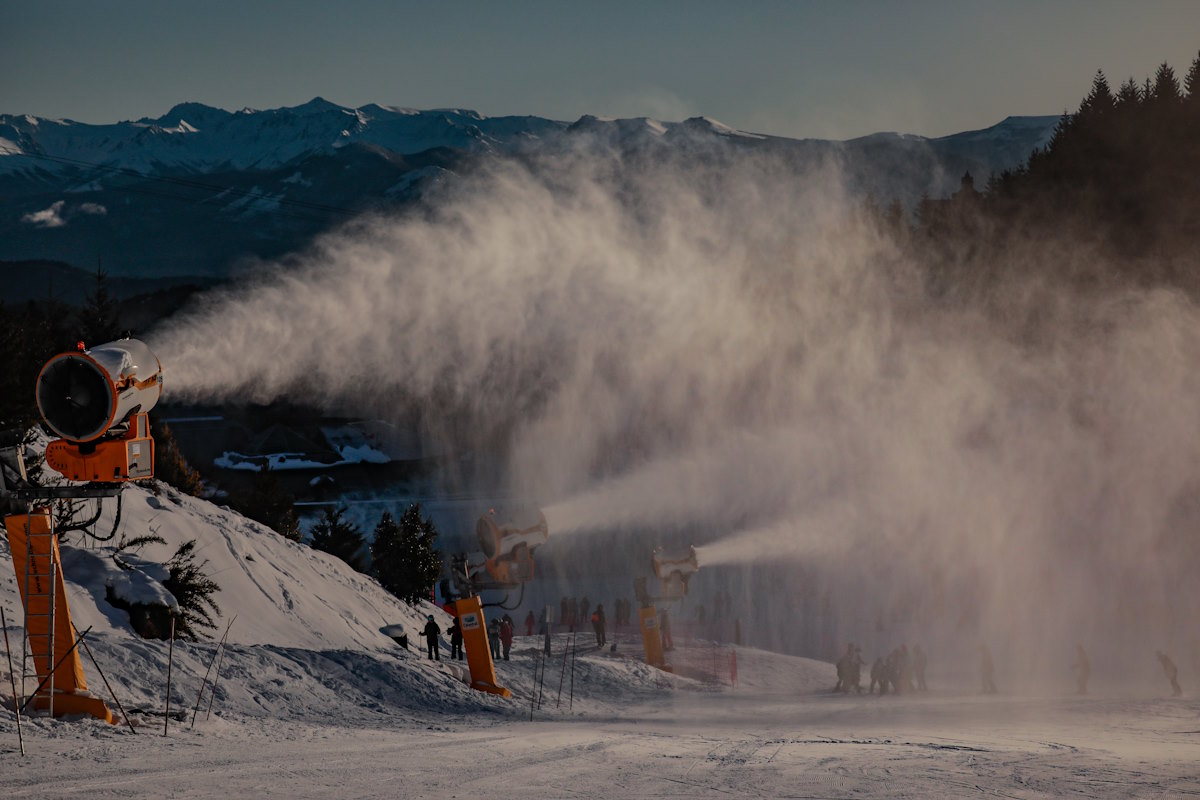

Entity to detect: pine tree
[1184,50,1200,109]
[310,506,368,572]
[1150,62,1182,106]
[1115,77,1143,109]
[151,420,203,496]
[77,265,120,346]
[370,506,441,605]
[1078,70,1115,119]
[163,539,221,641]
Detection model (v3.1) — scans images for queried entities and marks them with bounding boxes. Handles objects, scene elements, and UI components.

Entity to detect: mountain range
[0,99,1058,281]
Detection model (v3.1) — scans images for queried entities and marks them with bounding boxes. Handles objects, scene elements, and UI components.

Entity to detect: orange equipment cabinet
[454,596,511,697]
[4,509,115,723]
[44,411,155,483]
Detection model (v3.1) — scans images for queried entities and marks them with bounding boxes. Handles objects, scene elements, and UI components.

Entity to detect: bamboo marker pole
[191,616,235,729]
[1,608,25,756]
[71,622,135,734]
[206,616,236,721]
[163,615,176,736]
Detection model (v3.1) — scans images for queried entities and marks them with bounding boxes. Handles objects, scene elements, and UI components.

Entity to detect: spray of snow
[151,144,1200,681]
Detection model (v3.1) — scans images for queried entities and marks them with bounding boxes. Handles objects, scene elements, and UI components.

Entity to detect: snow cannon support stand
[1,338,163,724]
[454,596,511,697]
[633,546,700,672]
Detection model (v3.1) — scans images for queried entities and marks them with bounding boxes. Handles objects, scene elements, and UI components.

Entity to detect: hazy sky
[3,0,1197,139]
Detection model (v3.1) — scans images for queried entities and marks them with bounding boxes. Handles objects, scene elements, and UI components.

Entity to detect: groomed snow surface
[1,486,1197,798]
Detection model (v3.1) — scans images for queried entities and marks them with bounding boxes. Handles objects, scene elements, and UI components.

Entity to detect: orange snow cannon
[36,338,162,483]
[652,545,699,600]
[475,508,548,588]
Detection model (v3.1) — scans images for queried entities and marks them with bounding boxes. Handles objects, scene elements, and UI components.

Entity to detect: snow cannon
[475,507,549,586]
[652,545,699,600]
[36,338,162,483]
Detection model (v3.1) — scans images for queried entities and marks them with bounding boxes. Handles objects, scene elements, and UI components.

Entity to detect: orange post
[454,596,511,698]
[4,509,114,723]
[639,606,668,670]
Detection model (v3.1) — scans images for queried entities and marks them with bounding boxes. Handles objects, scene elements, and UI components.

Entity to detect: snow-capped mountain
[0,99,1058,279]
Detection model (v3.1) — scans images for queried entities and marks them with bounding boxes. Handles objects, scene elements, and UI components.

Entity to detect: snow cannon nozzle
[36,338,162,444]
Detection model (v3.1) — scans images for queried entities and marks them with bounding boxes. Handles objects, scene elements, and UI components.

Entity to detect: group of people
[555,595,634,631]
[422,612,515,662]
[835,640,1187,697]
[835,642,928,695]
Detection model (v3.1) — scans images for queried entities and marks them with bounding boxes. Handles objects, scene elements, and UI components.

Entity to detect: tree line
[867,51,1200,301]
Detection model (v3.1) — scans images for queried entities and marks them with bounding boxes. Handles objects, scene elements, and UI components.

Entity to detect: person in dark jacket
[592,603,607,647]
[1157,650,1182,696]
[423,614,441,661]
[448,617,464,661]
[489,618,501,659]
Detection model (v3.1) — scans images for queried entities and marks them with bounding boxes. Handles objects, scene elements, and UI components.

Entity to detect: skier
[1157,650,1182,696]
[913,644,928,691]
[1072,644,1090,695]
[580,597,591,628]
[592,603,607,647]
[980,644,997,694]
[525,609,536,637]
[500,614,514,661]
[423,614,441,661]
[448,616,464,661]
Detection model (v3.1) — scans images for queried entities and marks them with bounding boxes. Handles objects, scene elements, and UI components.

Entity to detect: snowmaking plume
[153,141,1200,680]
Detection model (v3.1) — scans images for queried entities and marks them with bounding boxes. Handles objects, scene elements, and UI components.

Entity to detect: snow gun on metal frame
[1,338,164,724]
[637,545,699,604]
[447,506,549,608]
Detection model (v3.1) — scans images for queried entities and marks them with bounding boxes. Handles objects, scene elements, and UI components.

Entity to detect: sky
[2,0,1198,140]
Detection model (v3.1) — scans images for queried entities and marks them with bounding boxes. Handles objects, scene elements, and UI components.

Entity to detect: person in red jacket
[499,614,515,661]
[524,610,536,636]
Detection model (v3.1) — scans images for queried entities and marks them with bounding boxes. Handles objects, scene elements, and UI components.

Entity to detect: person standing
[489,618,501,659]
[869,656,886,694]
[525,609,536,637]
[500,614,514,661]
[423,614,441,661]
[592,603,607,647]
[1072,644,1090,695]
[1157,650,1183,696]
[448,616,464,661]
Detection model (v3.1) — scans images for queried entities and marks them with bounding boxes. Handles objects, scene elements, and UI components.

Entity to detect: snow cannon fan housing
[652,545,699,600]
[36,339,162,483]
[475,509,549,586]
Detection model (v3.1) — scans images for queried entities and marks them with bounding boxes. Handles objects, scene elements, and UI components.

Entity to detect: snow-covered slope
[0,481,803,728]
